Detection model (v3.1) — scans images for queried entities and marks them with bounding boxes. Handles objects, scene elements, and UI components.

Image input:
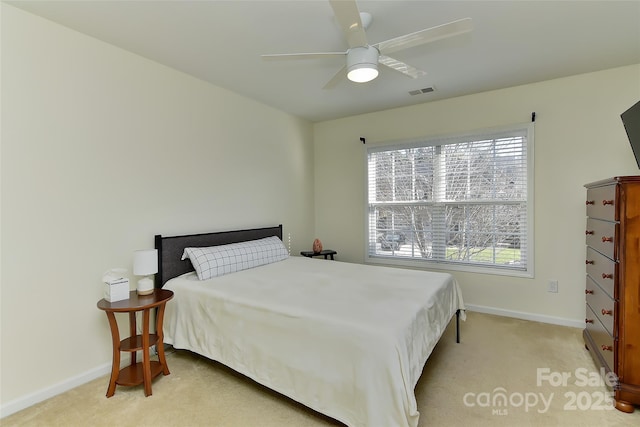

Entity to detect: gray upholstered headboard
[154,224,283,288]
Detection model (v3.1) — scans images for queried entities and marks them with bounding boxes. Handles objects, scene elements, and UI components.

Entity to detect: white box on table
[104,277,130,302]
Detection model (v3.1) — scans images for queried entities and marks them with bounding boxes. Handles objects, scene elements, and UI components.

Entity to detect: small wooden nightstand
[97,288,173,397]
[300,250,337,260]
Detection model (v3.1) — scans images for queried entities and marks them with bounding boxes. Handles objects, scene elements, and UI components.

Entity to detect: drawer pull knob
[585,230,594,235]
[601,345,613,352]
[601,309,613,316]
[586,200,595,205]
[586,318,594,324]
[602,200,614,206]
[586,260,594,265]
[585,289,594,295]
[602,273,613,280]
[602,236,613,243]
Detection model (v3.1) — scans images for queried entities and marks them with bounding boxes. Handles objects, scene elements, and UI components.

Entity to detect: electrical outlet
[548,280,559,293]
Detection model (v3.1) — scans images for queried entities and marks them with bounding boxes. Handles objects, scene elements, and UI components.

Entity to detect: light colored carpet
[3,312,639,426]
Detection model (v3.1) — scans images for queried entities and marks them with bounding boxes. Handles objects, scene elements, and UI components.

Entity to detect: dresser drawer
[585,304,615,369]
[585,218,617,261]
[585,246,616,298]
[586,276,615,336]
[586,184,617,221]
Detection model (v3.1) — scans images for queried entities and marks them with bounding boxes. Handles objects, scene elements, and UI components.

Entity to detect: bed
[155,225,465,427]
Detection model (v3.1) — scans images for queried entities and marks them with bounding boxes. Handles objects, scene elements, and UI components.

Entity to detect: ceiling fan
[261,0,473,89]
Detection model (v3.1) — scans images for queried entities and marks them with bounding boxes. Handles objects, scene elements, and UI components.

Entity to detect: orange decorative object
[312,238,323,253]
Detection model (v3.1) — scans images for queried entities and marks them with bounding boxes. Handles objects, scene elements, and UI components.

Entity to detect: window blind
[366,126,532,274]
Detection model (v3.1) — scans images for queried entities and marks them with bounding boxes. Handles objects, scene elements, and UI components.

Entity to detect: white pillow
[182,236,289,280]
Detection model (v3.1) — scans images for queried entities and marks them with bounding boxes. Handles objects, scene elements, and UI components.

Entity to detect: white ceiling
[9,0,640,122]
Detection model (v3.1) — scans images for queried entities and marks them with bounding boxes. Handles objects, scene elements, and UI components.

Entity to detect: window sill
[364,255,534,278]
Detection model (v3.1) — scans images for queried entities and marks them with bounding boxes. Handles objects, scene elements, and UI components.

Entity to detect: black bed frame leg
[456,309,461,344]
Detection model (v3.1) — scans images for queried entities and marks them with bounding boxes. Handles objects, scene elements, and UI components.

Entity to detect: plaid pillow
[182,236,289,280]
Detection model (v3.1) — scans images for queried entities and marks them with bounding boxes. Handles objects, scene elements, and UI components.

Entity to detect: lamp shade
[133,249,158,276]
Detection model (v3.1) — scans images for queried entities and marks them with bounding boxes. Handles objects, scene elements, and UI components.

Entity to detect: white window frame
[364,123,534,278]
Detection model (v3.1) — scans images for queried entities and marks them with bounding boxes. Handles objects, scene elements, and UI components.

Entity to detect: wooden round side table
[97,288,174,397]
[300,249,337,260]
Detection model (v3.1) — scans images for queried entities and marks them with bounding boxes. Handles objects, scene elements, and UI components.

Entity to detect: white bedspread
[163,257,465,427]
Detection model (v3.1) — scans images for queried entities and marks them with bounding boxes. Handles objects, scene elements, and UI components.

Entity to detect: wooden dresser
[584,176,640,413]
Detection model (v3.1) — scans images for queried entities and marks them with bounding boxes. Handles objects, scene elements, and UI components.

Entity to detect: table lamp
[133,249,158,295]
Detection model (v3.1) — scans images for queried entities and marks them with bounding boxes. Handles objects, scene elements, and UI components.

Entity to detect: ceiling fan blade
[376,18,473,55]
[261,52,346,61]
[323,65,347,90]
[329,0,368,48]
[378,55,427,79]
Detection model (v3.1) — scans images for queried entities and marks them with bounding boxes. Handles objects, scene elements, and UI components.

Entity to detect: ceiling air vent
[408,87,435,96]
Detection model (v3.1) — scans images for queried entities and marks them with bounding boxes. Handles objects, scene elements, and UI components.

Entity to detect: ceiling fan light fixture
[347,64,378,83]
[347,46,379,83]
[262,2,472,89]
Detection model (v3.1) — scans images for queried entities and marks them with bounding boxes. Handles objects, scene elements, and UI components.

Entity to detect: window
[366,124,533,277]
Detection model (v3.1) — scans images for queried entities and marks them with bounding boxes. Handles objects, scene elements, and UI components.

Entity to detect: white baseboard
[465,304,584,329]
[1,362,111,419]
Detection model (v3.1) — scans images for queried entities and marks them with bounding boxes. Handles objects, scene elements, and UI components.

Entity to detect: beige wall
[313,64,640,325]
[1,4,314,408]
